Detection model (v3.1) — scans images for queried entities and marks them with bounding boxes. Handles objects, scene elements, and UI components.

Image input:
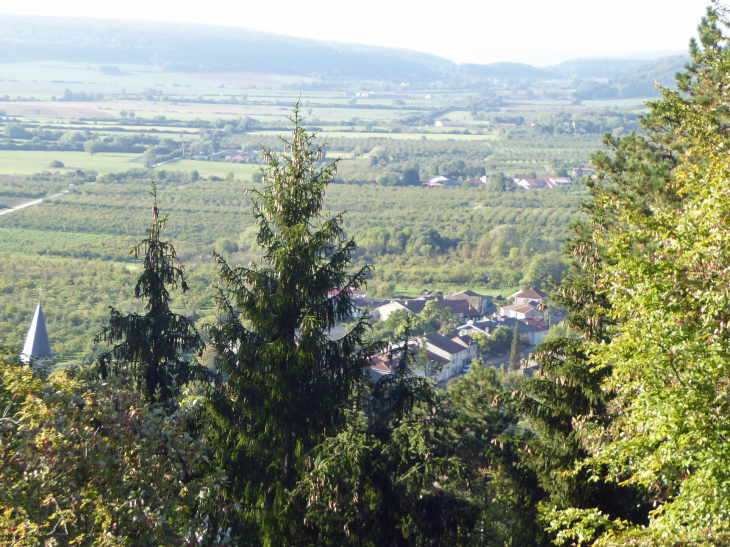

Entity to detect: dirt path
[0,190,69,217]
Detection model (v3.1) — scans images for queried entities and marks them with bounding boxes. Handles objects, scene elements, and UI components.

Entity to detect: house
[521,317,550,345]
[352,297,387,319]
[369,351,401,380]
[572,167,596,176]
[447,333,478,362]
[513,175,571,190]
[499,303,544,320]
[436,297,481,321]
[328,287,367,299]
[423,332,472,381]
[511,288,548,306]
[429,175,449,184]
[545,177,571,188]
[327,288,369,319]
[368,341,453,382]
[514,178,541,190]
[371,300,410,322]
[435,121,466,128]
[446,290,493,315]
[457,317,549,346]
[373,297,481,323]
[422,181,444,187]
[208,149,241,160]
[457,319,501,338]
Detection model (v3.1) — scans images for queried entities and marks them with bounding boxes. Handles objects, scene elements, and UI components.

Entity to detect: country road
[0,190,70,217]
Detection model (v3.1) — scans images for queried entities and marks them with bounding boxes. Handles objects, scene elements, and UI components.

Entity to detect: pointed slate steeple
[20,303,54,363]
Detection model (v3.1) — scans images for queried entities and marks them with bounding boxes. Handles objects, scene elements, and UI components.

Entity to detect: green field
[0,151,260,180]
[0,151,140,175]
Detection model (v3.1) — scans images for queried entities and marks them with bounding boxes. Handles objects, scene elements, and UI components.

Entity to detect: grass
[393,284,517,299]
[0,151,140,175]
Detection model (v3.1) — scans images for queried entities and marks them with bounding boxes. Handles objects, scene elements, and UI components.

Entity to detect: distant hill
[458,62,560,81]
[612,55,689,92]
[0,15,690,91]
[547,58,651,79]
[572,55,690,100]
[0,15,452,82]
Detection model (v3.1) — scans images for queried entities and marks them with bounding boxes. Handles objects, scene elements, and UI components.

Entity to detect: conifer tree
[509,321,521,371]
[204,104,374,544]
[95,183,203,403]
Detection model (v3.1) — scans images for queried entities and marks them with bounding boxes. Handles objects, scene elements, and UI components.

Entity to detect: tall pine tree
[95,183,203,403]
[204,104,374,545]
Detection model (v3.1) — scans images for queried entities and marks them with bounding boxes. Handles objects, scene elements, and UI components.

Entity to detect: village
[333,287,559,385]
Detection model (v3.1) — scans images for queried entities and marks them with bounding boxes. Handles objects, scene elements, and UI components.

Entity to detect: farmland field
[0,57,652,365]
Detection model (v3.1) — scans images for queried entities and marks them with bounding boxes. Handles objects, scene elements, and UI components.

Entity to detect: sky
[1,0,711,65]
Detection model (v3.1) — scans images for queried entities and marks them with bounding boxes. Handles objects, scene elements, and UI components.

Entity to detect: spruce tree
[509,321,521,371]
[204,104,374,544]
[95,183,203,403]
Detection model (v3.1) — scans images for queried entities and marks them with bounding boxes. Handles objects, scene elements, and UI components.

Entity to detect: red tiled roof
[521,318,549,330]
[328,287,367,298]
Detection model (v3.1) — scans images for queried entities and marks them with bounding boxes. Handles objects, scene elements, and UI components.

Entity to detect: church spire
[20,303,54,364]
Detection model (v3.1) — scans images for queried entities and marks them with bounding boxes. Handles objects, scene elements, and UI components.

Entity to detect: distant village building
[434,121,466,128]
[499,288,549,321]
[572,167,596,176]
[423,332,473,381]
[510,288,548,306]
[445,289,493,315]
[457,316,550,346]
[372,296,480,323]
[512,175,572,190]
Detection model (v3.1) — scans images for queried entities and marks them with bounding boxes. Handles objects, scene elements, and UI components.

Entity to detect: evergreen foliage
[296,330,482,546]
[204,104,375,544]
[94,183,204,403]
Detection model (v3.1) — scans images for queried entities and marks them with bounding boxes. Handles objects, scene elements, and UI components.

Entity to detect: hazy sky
[2,0,711,65]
